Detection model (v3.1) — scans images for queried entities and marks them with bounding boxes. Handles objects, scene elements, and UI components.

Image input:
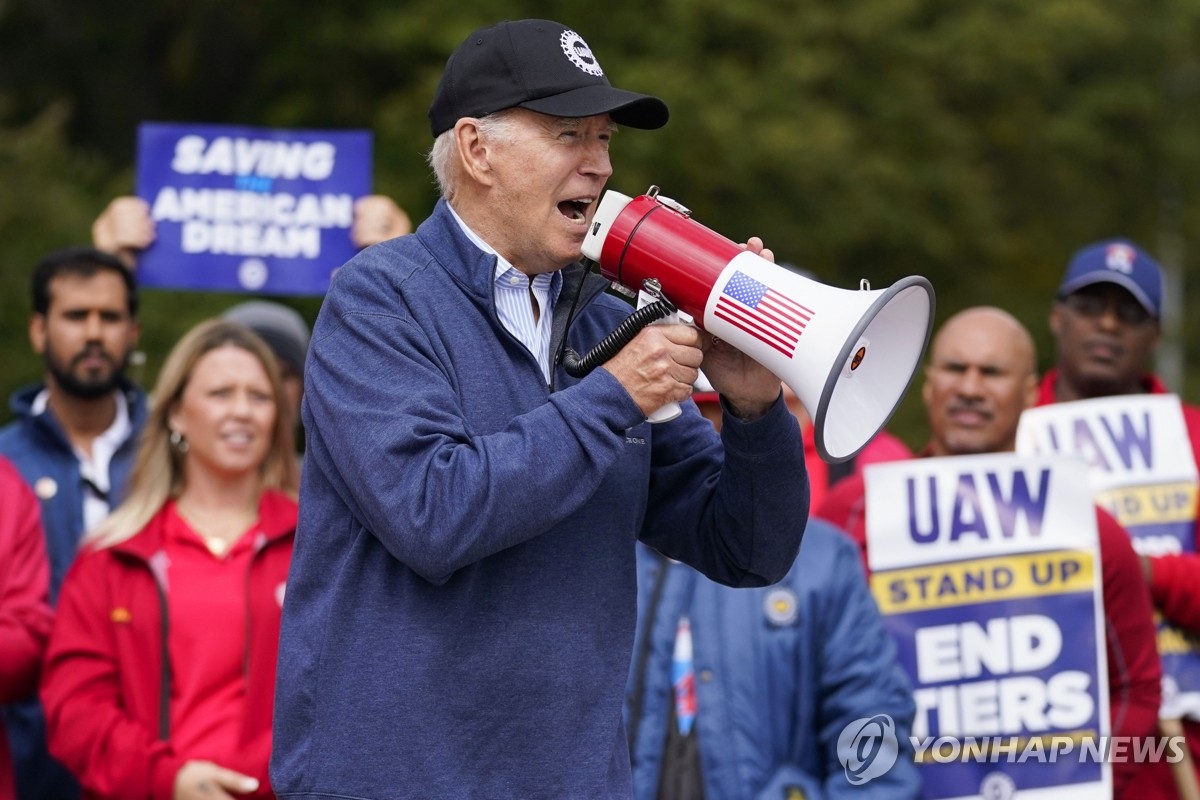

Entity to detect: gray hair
[427,109,523,200]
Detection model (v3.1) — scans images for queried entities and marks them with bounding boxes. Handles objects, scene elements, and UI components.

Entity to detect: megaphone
[578,186,934,464]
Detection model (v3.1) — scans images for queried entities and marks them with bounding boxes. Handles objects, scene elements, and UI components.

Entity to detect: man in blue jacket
[271,18,809,800]
[626,525,920,800]
[0,245,145,800]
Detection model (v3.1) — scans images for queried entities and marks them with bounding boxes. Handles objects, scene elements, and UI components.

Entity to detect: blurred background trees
[1,0,1198,446]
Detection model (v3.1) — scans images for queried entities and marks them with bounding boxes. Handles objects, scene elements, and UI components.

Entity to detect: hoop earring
[169,429,189,454]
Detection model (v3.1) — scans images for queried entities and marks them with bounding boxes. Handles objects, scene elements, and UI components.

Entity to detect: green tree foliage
[1,0,1198,447]
[0,106,120,385]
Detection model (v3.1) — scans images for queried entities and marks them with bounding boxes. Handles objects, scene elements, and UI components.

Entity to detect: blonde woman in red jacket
[41,318,299,800]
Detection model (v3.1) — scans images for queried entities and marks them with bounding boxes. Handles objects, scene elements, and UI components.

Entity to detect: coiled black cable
[561,300,676,378]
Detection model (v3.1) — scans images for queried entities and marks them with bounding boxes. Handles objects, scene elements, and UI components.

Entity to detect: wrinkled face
[169,345,277,482]
[923,313,1037,456]
[1049,283,1161,399]
[30,272,139,399]
[476,109,615,274]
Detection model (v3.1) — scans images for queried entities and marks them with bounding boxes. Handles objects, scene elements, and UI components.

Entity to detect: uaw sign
[1017,394,1200,720]
[135,122,372,295]
[865,453,1110,800]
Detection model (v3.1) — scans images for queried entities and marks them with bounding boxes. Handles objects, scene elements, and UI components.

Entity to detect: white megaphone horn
[577,186,935,464]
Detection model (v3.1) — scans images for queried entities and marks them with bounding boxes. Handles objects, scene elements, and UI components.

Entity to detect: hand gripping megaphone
[573,186,935,464]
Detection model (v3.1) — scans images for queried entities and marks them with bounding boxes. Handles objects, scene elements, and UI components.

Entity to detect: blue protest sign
[135,122,372,295]
[1018,394,1200,721]
[865,453,1111,799]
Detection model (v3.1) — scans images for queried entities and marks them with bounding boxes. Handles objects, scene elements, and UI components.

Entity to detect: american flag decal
[714,270,814,357]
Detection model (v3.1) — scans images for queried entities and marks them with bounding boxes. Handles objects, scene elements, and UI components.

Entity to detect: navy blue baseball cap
[428,19,669,137]
[1057,239,1163,318]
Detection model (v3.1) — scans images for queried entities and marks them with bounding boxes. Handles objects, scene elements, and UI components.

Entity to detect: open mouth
[557,198,592,223]
[221,431,256,447]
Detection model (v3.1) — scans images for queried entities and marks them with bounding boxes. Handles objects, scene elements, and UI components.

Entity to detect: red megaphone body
[581,186,934,463]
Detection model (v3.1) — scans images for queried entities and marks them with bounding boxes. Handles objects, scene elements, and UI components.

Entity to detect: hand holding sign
[92,196,156,270]
[351,195,412,248]
[134,122,374,295]
[93,192,412,274]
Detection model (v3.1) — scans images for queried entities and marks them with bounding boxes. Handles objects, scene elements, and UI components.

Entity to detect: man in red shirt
[817,306,1161,798]
[1039,238,1200,796]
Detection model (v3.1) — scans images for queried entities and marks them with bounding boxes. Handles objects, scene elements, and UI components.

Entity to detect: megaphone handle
[647,401,683,423]
[637,291,687,425]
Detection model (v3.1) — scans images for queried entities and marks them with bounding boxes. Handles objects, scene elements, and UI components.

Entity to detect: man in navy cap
[1042,239,1168,403]
[271,19,809,800]
[1038,239,1200,797]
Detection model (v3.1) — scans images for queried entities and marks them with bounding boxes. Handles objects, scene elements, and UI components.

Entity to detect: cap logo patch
[1105,244,1136,274]
[560,30,604,77]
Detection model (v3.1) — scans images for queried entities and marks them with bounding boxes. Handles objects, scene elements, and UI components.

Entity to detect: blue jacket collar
[8,379,149,452]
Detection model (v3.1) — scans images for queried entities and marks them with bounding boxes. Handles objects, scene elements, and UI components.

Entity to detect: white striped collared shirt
[447,205,563,383]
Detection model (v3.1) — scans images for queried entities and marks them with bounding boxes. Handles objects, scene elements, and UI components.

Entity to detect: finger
[655,323,703,347]
[122,225,155,249]
[116,196,150,214]
[192,780,238,800]
[699,330,730,350]
[672,343,705,370]
[209,766,260,795]
[701,340,744,363]
[674,365,700,390]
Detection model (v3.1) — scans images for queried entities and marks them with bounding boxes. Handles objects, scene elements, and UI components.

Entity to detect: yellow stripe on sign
[1096,482,1198,527]
[871,551,1095,614]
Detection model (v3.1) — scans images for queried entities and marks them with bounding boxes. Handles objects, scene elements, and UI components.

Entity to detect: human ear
[28,314,47,355]
[454,119,497,187]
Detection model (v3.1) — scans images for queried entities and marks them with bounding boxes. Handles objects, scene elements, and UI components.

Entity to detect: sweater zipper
[243,548,255,678]
[112,548,172,741]
[152,566,171,741]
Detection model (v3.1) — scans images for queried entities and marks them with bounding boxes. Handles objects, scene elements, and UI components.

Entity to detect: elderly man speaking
[270,18,810,800]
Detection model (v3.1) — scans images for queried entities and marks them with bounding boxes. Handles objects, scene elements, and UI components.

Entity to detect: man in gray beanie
[223,300,310,431]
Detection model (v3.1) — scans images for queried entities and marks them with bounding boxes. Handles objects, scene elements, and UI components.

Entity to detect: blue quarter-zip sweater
[271,199,809,800]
